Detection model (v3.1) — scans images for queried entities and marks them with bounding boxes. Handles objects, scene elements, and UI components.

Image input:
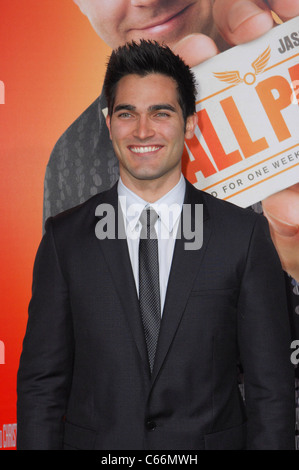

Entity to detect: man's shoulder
[188,181,259,223]
[188,182,267,243]
[204,190,256,217]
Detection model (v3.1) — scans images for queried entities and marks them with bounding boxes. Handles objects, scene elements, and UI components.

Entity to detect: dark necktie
[139,207,161,373]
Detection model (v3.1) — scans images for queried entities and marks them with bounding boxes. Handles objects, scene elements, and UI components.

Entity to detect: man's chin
[130,171,162,181]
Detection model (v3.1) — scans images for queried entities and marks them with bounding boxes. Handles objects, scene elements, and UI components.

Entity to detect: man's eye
[118,112,132,118]
[155,112,170,117]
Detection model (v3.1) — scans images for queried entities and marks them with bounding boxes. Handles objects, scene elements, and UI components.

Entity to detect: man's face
[106,73,197,191]
[73,0,213,49]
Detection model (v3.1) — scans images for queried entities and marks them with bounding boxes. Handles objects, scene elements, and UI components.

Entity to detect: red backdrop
[0,0,110,449]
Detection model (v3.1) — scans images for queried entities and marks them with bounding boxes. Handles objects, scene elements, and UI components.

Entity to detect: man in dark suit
[17,40,295,450]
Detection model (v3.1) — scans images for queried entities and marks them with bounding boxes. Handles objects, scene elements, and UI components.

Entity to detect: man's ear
[106,115,112,140]
[185,113,198,140]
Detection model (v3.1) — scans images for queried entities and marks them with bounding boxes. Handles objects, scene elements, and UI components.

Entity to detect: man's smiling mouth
[129,145,162,154]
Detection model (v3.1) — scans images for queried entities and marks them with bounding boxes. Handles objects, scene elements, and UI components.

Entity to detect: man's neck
[120,173,182,203]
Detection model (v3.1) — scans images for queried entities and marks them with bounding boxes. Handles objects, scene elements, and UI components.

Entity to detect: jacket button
[146,420,157,431]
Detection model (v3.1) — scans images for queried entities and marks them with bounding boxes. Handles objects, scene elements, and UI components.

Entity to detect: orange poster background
[0,0,110,448]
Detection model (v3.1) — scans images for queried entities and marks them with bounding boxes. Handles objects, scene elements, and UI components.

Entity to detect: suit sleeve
[237,214,295,450]
[17,218,74,449]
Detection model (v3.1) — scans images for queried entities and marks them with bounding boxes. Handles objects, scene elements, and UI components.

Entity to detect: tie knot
[139,208,158,228]
[139,208,158,239]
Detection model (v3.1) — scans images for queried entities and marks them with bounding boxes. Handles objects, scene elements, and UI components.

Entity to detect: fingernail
[264,210,299,237]
[228,0,265,33]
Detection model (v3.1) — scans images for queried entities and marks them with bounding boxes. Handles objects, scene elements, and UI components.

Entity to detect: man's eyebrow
[113,104,177,113]
[113,104,136,113]
[148,104,177,113]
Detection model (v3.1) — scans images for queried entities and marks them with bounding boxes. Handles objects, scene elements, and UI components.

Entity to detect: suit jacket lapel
[94,184,150,375]
[93,181,213,382]
[151,181,212,384]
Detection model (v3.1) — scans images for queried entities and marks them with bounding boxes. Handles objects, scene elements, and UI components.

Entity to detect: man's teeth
[130,146,161,154]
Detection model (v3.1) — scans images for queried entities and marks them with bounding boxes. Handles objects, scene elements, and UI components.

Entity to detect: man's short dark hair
[103,40,197,123]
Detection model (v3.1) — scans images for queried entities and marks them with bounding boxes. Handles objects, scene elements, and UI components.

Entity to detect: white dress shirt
[118,175,186,315]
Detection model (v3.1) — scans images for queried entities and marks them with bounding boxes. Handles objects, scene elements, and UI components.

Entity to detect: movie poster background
[0,0,110,449]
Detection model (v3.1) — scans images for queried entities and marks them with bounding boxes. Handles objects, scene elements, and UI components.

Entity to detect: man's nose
[133,116,155,140]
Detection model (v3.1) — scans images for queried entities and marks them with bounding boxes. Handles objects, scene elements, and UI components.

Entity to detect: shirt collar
[118,175,185,234]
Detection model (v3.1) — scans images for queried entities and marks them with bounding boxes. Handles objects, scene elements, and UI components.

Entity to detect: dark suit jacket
[17,180,295,450]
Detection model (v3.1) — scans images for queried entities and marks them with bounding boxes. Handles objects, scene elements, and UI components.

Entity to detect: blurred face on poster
[73,0,215,49]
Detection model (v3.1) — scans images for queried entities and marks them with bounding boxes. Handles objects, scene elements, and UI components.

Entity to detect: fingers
[262,185,299,281]
[262,185,299,237]
[172,34,219,68]
[266,223,299,282]
[266,0,299,21]
[213,0,274,45]
[174,0,299,66]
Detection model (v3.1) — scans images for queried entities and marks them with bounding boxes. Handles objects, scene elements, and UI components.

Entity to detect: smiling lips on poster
[184,18,299,208]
